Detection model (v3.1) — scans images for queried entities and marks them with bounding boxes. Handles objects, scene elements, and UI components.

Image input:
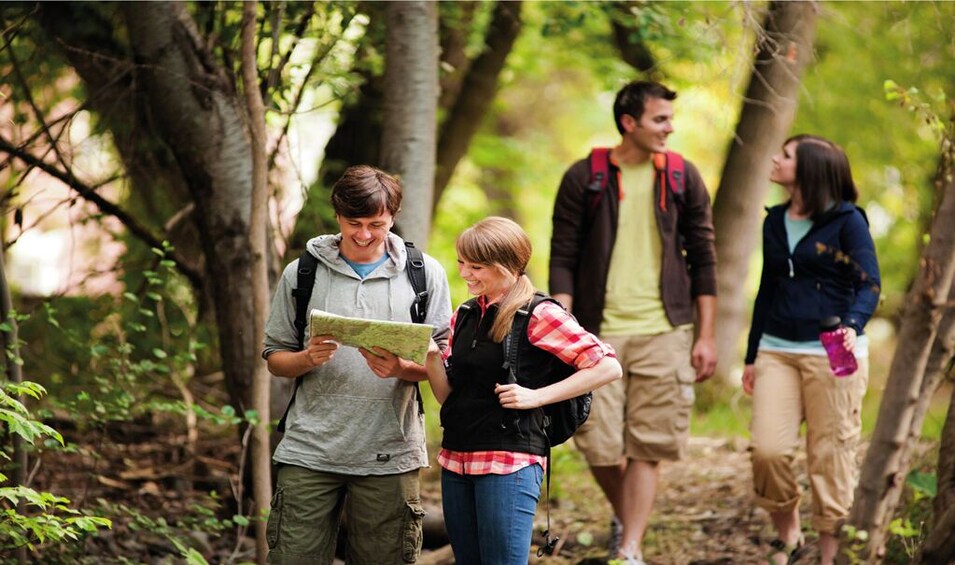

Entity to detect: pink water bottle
[819,316,858,377]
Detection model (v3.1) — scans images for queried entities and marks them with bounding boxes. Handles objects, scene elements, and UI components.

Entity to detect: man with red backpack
[548,80,718,564]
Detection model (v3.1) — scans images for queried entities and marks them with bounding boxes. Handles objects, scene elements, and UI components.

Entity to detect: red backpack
[586,147,686,221]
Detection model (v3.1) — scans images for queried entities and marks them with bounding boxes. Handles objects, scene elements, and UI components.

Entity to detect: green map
[308,309,433,365]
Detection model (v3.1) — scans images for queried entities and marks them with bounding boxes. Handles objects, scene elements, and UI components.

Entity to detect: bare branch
[0,135,203,289]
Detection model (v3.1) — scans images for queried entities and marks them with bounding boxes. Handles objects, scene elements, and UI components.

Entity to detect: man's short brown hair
[331,165,403,218]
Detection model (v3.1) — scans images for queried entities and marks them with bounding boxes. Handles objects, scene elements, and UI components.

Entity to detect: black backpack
[502,294,592,447]
[276,241,430,433]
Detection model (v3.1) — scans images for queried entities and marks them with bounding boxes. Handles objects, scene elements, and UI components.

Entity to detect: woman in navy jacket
[741,135,880,565]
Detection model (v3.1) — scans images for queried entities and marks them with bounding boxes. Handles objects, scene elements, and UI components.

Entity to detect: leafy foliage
[793,1,955,299]
[0,382,112,553]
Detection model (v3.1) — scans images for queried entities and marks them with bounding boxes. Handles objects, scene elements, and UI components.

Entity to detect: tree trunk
[381,1,439,249]
[241,2,272,561]
[437,1,478,112]
[711,0,819,381]
[432,0,523,210]
[608,2,656,74]
[931,361,955,529]
[122,1,260,431]
[845,124,955,562]
[915,374,955,564]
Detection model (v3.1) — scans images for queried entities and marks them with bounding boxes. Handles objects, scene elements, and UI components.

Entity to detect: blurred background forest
[0,1,953,563]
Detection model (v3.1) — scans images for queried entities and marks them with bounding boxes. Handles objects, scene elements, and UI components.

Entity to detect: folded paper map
[308,309,433,365]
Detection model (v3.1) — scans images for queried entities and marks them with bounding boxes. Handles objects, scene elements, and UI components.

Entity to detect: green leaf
[906,470,937,497]
[233,514,250,527]
[153,348,169,359]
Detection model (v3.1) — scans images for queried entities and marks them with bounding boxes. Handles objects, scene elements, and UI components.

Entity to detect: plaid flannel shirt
[439,296,614,475]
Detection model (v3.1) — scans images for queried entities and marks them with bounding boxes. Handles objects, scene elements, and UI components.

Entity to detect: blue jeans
[441,464,543,565]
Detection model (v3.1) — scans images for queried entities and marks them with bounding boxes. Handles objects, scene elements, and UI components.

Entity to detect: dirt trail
[421,436,798,565]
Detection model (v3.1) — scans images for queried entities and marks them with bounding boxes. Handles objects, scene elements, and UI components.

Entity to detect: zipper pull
[788,258,794,278]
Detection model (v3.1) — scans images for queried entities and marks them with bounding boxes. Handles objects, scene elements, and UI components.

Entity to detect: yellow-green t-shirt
[601,161,673,336]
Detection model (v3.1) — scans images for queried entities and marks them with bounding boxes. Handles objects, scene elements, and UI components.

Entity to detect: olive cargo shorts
[574,328,696,465]
[750,350,869,534]
[267,465,424,564]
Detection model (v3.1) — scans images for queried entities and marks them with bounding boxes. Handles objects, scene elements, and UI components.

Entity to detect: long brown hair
[787,134,858,219]
[456,217,537,343]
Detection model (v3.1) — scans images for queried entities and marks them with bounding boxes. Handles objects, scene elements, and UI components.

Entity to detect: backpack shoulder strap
[586,148,612,222]
[404,241,431,415]
[278,249,319,433]
[652,151,686,213]
[503,293,550,384]
[292,250,319,350]
[666,150,685,196]
[588,148,611,193]
[404,241,429,324]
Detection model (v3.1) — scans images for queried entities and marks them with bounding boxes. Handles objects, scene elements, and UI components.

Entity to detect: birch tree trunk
[711,1,818,381]
[241,2,271,561]
[844,126,955,562]
[381,1,439,248]
[122,0,263,456]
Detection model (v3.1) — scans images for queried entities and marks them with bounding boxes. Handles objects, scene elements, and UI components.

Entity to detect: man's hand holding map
[308,309,433,365]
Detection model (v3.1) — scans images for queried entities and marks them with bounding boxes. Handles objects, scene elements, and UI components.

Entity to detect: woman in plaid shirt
[424,216,621,564]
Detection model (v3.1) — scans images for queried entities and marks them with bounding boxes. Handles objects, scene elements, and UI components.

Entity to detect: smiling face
[336,211,393,263]
[771,140,799,189]
[456,258,515,303]
[621,96,674,156]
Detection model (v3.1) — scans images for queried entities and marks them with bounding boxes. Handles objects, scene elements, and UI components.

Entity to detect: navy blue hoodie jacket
[744,201,881,365]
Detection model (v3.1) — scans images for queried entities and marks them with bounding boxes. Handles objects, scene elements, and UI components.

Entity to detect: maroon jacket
[548,152,717,335]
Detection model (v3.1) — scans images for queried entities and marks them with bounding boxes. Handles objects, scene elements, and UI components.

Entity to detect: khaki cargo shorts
[267,465,424,564]
[574,327,696,465]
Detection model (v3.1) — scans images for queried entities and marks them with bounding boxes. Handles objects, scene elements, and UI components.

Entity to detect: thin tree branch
[4,28,76,183]
[0,135,203,289]
[267,12,356,170]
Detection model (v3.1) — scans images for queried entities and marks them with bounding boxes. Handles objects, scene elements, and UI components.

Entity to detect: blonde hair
[456,217,537,342]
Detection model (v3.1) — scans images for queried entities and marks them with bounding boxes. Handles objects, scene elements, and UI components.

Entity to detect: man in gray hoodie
[263,165,452,564]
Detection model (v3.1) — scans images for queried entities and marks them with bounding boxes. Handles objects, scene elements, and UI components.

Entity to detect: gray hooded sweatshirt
[263,233,452,475]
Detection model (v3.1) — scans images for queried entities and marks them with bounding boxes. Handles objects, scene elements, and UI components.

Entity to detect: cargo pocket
[672,366,696,433]
[266,487,284,549]
[401,500,426,563]
[676,366,696,405]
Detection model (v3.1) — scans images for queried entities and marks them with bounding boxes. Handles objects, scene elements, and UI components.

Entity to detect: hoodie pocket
[309,395,407,464]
